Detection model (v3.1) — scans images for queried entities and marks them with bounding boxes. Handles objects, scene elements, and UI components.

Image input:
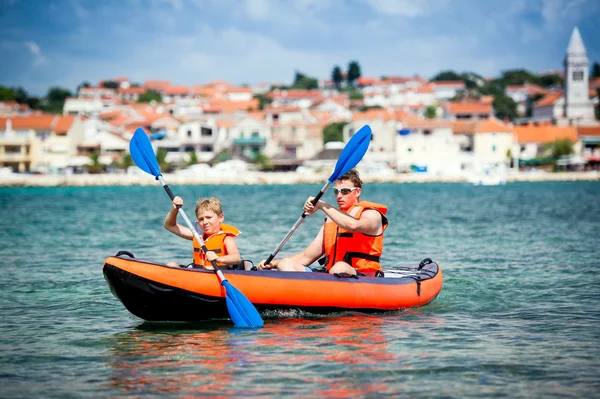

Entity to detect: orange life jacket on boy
[192,223,241,268]
[322,201,388,276]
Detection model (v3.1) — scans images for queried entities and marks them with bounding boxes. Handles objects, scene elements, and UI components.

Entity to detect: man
[258,169,388,277]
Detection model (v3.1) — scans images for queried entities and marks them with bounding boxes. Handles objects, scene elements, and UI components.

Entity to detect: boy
[163,196,242,269]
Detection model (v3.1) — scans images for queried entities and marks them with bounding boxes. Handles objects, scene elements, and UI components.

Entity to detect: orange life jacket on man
[322,201,388,276]
[192,223,241,268]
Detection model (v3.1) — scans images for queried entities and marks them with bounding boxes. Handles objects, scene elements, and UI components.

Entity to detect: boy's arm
[218,236,242,265]
[163,205,194,240]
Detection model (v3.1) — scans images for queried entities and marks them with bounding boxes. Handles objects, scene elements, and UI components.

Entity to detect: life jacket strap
[343,252,380,264]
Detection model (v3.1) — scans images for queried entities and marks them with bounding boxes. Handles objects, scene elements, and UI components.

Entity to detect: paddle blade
[329,124,372,183]
[222,280,264,328]
[130,128,161,177]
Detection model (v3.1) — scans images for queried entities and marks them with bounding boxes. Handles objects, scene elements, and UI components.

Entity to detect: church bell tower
[563,26,595,124]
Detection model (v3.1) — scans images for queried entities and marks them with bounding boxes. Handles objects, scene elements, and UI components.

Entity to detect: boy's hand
[172,196,183,209]
[205,251,219,262]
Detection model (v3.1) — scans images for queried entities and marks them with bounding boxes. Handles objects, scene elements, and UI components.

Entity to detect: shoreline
[1,171,599,187]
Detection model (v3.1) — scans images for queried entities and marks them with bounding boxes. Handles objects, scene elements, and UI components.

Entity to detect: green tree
[86,151,104,174]
[138,90,162,103]
[322,122,347,144]
[253,93,272,110]
[544,138,574,159]
[291,71,319,90]
[41,86,72,114]
[500,69,541,86]
[526,93,545,117]
[185,150,198,167]
[253,152,272,171]
[493,94,517,121]
[76,81,91,95]
[424,105,437,119]
[348,90,363,100]
[101,80,119,89]
[332,65,343,90]
[539,74,563,88]
[0,86,17,101]
[431,70,461,81]
[591,62,600,78]
[347,61,361,87]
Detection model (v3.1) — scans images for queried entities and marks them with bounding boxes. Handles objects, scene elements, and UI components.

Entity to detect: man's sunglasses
[333,187,358,196]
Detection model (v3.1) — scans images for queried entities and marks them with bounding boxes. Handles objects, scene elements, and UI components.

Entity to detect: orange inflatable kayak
[103,251,443,322]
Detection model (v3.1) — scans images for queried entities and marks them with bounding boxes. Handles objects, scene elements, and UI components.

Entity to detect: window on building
[349,128,355,137]
[200,127,212,137]
[251,131,259,138]
[407,148,412,152]
[201,146,212,152]
[187,129,192,138]
[423,129,432,136]
[291,127,297,138]
[573,70,584,81]
[492,145,496,152]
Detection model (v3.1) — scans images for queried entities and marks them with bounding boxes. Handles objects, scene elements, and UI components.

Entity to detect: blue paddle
[130,128,263,328]
[264,124,372,265]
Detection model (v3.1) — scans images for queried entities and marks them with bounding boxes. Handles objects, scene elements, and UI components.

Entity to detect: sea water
[0,181,599,398]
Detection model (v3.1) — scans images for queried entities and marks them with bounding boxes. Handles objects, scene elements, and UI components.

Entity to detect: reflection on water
[106,311,445,397]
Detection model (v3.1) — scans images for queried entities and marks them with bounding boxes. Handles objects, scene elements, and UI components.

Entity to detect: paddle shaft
[264,181,331,265]
[157,175,225,279]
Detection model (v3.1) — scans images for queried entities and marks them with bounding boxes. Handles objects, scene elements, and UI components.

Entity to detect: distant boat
[469,169,506,186]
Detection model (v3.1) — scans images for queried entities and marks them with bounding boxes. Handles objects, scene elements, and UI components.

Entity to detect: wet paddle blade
[130,128,161,177]
[222,280,264,328]
[329,124,372,183]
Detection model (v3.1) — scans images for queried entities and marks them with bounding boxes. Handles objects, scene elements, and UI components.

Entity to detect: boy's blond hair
[195,197,223,217]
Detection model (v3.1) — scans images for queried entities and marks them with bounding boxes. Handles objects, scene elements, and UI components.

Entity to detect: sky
[1,0,599,96]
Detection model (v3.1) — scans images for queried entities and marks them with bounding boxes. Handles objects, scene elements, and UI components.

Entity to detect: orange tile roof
[534,91,563,108]
[416,83,435,93]
[589,77,600,90]
[268,89,322,100]
[204,99,259,113]
[577,126,600,137]
[118,87,147,94]
[446,102,493,115]
[451,119,512,134]
[452,121,478,134]
[0,114,56,130]
[144,80,170,90]
[0,114,76,134]
[476,118,513,133]
[53,115,76,134]
[513,125,578,143]
[163,86,190,96]
[357,77,376,86]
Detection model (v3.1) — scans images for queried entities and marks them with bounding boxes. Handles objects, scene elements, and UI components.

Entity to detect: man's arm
[317,202,382,235]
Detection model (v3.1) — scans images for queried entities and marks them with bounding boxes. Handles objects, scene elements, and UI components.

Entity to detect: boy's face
[196,209,224,235]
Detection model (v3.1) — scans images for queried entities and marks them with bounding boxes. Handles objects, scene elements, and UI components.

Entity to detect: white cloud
[24,41,48,66]
[244,0,270,21]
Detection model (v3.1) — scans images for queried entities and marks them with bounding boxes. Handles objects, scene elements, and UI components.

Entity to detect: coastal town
[1,27,599,187]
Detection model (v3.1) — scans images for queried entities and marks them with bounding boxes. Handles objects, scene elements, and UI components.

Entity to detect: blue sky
[1,0,599,96]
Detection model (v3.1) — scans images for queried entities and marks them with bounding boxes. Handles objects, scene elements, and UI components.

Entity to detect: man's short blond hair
[195,197,223,216]
[337,168,363,188]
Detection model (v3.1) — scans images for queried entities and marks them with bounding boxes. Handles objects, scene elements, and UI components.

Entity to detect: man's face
[333,179,361,210]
